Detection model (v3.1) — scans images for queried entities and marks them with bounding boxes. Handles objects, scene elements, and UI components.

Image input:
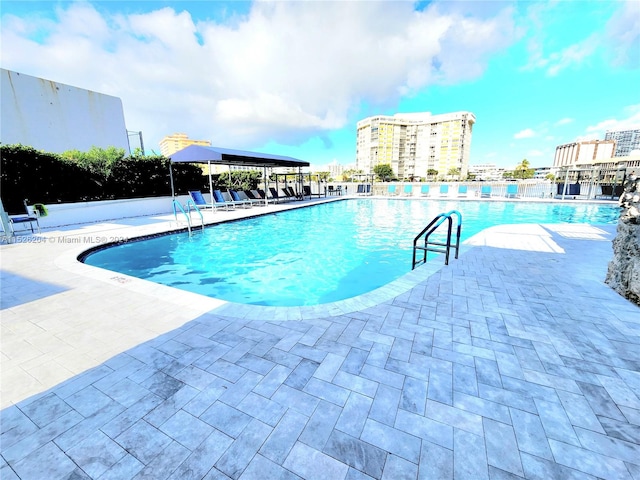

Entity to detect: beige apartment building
[356,111,475,180]
[159,133,211,157]
[553,139,616,168]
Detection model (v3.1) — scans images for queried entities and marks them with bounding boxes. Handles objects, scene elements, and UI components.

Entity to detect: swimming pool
[82,199,619,306]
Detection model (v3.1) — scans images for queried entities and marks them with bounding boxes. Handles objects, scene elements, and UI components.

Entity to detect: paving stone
[335,392,373,437]
[272,384,321,416]
[115,419,173,464]
[360,419,421,464]
[381,454,418,480]
[548,438,633,479]
[395,408,453,450]
[303,377,350,407]
[65,430,127,478]
[452,391,511,424]
[159,409,215,451]
[18,392,72,428]
[200,401,252,438]
[453,429,489,480]
[400,376,428,415]
[369,384,401,426]
[426,399,484,437]
[283,442,348,480]
[168,430,233,480]
[2,410,83,465]
[298,400,341,450]
[131,440,190,480]
[259,409,309,464]
[509,408,553,460]
[215,418,272,479]
[239,454,302,480]
[324,430,387,478]
[484,418,524,477]
[0,406,39,450]
[418,440,453,480]
[427,369,453,405]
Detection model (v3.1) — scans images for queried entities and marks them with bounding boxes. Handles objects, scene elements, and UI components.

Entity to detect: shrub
[0,144,208,212]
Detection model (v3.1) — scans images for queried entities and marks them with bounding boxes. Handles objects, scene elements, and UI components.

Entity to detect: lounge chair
[268,187,287,203]
[226,190,252,208]
[439,185,449,197]
[403,184,413,197]
[356,184,372,196]
[234,190,263,206]
[7,200,41,234]
[506,184,519,198]
[457,185,468,198]
[284,187,301,200]
[212,189,236,210]
[188,190,216,210]
[420,185,430,197]
[480,185,492,198]
[387,184,398,196]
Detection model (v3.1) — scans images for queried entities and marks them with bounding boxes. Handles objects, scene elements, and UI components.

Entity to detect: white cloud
[0,1,518,151]
[555,118,573,126]
[604,0,640,68]
[514,128,536,139]
[584,104,640,137]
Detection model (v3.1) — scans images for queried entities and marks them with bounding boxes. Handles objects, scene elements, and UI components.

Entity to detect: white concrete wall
[1,68,130,154]
[29,196,191,229]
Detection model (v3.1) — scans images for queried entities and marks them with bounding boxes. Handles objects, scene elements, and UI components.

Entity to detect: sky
[1,0,639,170]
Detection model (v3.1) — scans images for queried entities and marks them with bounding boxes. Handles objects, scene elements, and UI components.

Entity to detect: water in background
[83,199,619,306]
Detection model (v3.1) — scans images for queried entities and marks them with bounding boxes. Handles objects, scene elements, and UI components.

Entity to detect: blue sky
[1,1,639,169]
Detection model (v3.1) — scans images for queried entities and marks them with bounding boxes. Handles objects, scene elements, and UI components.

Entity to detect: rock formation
[605,172,640,305]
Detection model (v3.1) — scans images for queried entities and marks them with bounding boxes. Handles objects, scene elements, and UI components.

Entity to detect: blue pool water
[82,199,619,306]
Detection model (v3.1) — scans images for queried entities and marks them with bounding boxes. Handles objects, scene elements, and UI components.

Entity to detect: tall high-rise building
[159,133,211,157]
[356,111,475,179]
[605,129,640,157]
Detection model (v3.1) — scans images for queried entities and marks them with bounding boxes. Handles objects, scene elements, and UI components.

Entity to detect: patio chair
[457,185,468,198]
[480,185,492,198]
[188,190,217,210]
[403,184,413,197]
[8,200,41,234]
[506,184,519,198]
[387,184,398,196]
[420,185,430,197]
[439,184,449,197]
[226,190,252,208]
[233,190,263,206]
[212,189,236,210]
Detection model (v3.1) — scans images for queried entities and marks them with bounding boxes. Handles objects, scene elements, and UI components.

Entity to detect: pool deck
[1,197,639,479]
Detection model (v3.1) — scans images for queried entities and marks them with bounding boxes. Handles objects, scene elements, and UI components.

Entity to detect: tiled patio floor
[1,202,639,479]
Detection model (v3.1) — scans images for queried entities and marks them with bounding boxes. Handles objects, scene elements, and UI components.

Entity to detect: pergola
[169,145,310,205]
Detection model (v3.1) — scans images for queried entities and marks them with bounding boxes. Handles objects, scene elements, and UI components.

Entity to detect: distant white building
[468,163,505,181]
[0,68,130,154]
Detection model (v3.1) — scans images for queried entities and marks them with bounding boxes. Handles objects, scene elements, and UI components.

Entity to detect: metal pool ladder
[412,210,462,269]
[172,199,204,235]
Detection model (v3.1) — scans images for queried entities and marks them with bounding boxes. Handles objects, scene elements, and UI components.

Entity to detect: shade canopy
[169,145,309,169]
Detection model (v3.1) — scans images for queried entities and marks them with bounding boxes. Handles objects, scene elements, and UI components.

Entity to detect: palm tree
[516,159,531,179]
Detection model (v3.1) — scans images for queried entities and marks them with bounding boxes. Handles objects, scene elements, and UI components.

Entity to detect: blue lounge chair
[403,184,413,196]
[439,184,449,197]
[457,185,468,197]
[506,184,519,198]
[212,189,236,210]
[387,184,397,196]
[225,190,252,208]
[480,185,492,198]
[420,185,430,197]
[188,190,216,210]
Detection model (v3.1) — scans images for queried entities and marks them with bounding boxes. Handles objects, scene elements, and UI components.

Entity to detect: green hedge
[0,144,207,213]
